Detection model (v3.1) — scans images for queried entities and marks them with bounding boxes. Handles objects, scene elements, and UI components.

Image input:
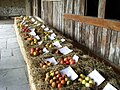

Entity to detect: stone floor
[0,20,30,90]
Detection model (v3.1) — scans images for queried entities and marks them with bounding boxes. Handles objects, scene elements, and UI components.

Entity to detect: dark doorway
[105,0,120,20]
[86,0,99,17]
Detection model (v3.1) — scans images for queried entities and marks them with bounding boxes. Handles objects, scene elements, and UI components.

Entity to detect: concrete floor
[0,20,30,90]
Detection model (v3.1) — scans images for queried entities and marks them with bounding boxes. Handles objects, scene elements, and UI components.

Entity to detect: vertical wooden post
[98,0,106,18]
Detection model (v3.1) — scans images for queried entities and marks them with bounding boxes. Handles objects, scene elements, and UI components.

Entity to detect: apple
[85,83,91,87]
[42,65,47,69]
[80,74,86,79]
[50,79,54,84]
[58,83,62,88]
[82,80,86,85]
[61,79,65,85]
[36,47,40,51]
[51,82,56,88]
[70,60,76,65]
[85,76,90,81]
[30,48,34,54]
[60,60,64,64]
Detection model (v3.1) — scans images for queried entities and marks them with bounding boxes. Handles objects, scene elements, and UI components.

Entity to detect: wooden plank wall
[39,0,120,66]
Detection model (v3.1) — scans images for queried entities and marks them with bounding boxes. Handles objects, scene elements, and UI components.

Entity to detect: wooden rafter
[64,14,120,32]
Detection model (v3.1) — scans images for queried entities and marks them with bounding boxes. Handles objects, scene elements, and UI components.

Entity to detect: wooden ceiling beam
[64,14,120,32]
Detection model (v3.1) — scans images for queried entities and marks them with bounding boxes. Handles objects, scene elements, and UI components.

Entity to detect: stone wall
[0,0,26,16]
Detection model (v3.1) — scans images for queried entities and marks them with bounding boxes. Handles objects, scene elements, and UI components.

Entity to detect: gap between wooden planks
[64,14,120,32]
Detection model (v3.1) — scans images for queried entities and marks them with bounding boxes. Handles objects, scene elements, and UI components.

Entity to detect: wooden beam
[64,14,120,32]
[98,0,106,18]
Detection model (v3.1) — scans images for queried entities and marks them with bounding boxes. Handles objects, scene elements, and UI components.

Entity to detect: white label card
[48,35,55,40]
[41,25,45,28]
[44,27,49,31]
[38,41,43,45]
[29,31,36,36]
[88,69,105,86]
[59,46,73,55]
[60,66,78,81]
[45,57,58,65]
[53,41,62,48]
[73,55,79,62]
[34,35,40,40]
[43,48,49,53]
[51,33,56,37]
[31,18,35,22]
[34,21,38,24]
[61,38,65,42]
[103,83,117,90]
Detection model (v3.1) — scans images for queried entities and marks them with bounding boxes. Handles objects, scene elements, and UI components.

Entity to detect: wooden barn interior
[0,0,120,90]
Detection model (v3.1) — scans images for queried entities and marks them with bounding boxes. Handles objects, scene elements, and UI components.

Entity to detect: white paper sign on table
[88,69,105,86]
[41,25,45,28]
[73,55,79,62]
[51,33,56,37]
[48,35,55,40]
[29,28,35,32]
[43,48,49,53]
[34,21,38,24]
[45,57,58,65]
[29,31,36,36]
[53,41,62,48]
[48,30,53,33]
[38,41,43,45]
[103,83,117,90]
[61,38,65,42]
[31,18,35,22]
[59,46,73,55]
[34,35,40,40]
[60,66,78,81]
[37,23,41,26]
[44,27,49,31]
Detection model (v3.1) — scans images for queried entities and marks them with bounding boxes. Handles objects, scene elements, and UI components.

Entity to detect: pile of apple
[30,47,43,56]
[39,61,53,69]
[45,70,72,89]
[22,26,31,33]
[44,32,51,41]
[78,74,95,88]
[45,43,53,48]
[60,56,76,65]
[27,38,38,45]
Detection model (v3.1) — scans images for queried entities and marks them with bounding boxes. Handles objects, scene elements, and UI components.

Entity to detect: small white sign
[29,31,36,36]
[48,35,55,40]
[59,46,73,55]
[103,83,117,90]
[34,21,38,24]
[73,55,79,62]
[51,33,56,37]
[61,38,65,42]
[37,23,41,26]
[38,41,43,45]
[60,66,78,81]
[44,27,49,31]
[43,48,49,53]
[29,28,35,32]
[53,41,62,48]
[48,30,53,33]
[88,69,105,86]
[45,57,58,65]
[34,35,40,40]
[31,18,35,22]
[41,25,45,28]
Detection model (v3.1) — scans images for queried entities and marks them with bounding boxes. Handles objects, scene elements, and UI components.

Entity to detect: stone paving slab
[1,49,12,57]
[0,87,6,90]
[7,83,30,90]
[7,42,19,49]
[7,37,17,44]
[0,39,7,49]
[0,56,25,69]
[0,68,28,87]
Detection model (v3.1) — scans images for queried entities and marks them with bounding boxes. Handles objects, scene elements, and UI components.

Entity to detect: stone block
[0,56,25,69]
[1,49,12,57]
[0,68,28,87]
